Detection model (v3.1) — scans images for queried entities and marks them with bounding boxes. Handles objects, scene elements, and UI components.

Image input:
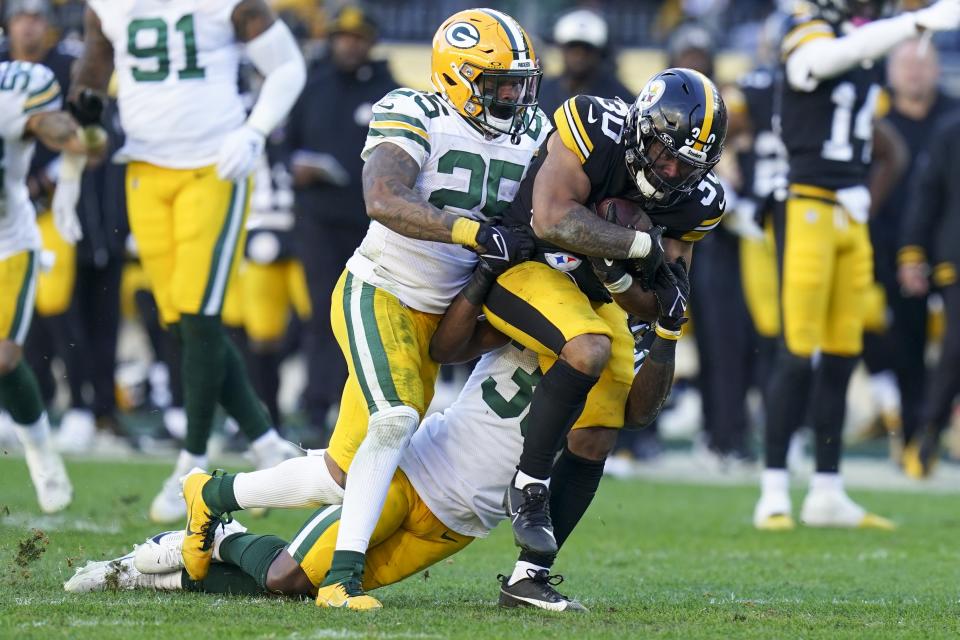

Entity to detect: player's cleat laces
[504,481,558,556]
[498,569,587,612]
[181,468,231,581]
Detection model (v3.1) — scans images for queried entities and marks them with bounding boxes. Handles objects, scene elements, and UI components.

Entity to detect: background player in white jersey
[0,60,102,513]
[180,8,551,610]
[70,0,307,524]
[64,256,681,615]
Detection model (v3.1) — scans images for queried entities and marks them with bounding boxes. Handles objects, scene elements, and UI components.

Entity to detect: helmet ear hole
[442,73,457,87]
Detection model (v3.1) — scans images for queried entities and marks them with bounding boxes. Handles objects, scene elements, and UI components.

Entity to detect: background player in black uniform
[755,0,960,531]
[488,68,727,604]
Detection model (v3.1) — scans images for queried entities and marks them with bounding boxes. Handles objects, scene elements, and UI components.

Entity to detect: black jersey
[777,15,882,190]
[505,94,725,302]
[735,68,788,204]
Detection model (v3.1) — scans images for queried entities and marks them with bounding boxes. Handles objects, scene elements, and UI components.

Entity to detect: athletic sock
[810,354,857,473]
[220,335,271,442]
[808,471,843,494]
[547,446,606,549]
[0,360,45,425]
[323,550,366,587]
[507,560,550,586]
[764,348,813,469]
[203,455,344,513]
[332,406,418,556]
[760,468,790,496]
[217,532,288,590]
[180,563,266,596]
[518,360,599,480]
[179,314,228,455]
[13,412,51,450]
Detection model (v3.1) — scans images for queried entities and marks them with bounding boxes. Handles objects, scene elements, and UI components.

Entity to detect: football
[595,197,653,231]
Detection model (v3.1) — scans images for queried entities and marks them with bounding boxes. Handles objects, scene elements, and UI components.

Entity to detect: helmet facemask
[460,66,542,141]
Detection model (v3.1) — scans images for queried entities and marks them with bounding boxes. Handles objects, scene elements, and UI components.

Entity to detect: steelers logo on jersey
[445,22,481,49]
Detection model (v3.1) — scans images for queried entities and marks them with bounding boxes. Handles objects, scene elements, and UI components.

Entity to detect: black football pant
[920,284,960,438]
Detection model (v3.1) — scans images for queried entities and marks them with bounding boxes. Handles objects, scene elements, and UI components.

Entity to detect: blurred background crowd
[3,0,960,481]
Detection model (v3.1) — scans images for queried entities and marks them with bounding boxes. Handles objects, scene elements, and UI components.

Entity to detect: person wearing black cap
[537,8,633,121]
[286,5,397,446]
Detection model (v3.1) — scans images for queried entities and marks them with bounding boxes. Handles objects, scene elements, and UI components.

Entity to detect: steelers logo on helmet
[623,67,727,208]
[430,9,542,142]
[444,22,481,49]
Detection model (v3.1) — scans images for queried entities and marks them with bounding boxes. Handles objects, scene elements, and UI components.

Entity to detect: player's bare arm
[70,9,114,99]
[25,111,85,154]
[231,0,276,42]
[430,290,509,364]
[868,118,908,217]
[362,143,464,243]
[532,135,642,258]
[625,336,677,428]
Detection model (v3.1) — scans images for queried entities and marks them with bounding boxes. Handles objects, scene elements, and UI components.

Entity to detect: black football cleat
[503,479,558,556]
[498,570,587,612]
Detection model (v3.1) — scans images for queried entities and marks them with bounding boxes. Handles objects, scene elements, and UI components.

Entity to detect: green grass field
[1,455,958,639]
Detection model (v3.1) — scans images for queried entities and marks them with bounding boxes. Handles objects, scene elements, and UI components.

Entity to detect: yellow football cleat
[181,468,220,581]
[902,441,938,479]
[858,513,896,531]
[315,580,382,610]
[754,514,796,531]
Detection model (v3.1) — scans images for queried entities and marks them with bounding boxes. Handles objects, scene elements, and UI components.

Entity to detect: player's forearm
[27,112,84,154]
[429,291,508,364]
[244,21,306,136]
[533,203,640,258]
[70,9,114,99]
[869,120,908,217]
[612,286,659,321]
[624,336,676,428]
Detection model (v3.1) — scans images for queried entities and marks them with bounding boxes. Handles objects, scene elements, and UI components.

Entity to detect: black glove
[67,89,105,127]
[627,225,665,290]
[653,257,690,332]
[589,256,632,292]
[473,223,535,276]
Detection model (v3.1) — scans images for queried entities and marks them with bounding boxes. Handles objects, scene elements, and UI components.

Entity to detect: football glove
[589,256,633,294]
[628,225,665,290]
[653,258,689,333]
[474,224,535,275]
[67,89,105,127]
[216,125,265,181]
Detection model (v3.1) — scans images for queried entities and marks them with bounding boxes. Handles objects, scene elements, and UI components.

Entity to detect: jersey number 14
[822,82,881,164]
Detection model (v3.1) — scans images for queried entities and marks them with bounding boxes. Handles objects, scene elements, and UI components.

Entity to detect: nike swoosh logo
[542,527,556,541]
[440,531,458,543]
[379,102,394,110]
[587,104,598,124]
[603,258,615,267]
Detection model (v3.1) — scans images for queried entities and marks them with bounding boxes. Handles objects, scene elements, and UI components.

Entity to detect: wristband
[627,230,651,259]
[604,272,633,294]
[452,218,482,248]
[654,322,682,341]
[461,268,495,305]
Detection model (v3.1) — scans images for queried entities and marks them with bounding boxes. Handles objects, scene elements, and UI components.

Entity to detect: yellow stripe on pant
[326,269,441,472]
[125,162,251,325]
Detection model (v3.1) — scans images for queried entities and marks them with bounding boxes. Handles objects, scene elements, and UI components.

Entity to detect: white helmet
[553,9,608,49]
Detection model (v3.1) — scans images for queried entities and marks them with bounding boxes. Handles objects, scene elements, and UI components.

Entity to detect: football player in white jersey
[64,256,683,615]
[70,0,307,524]
[0,60,104,513]
[179,8,551,609]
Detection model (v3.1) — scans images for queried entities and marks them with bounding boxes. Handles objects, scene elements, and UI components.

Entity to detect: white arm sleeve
[787,14,917,91]
[244,20,307,135]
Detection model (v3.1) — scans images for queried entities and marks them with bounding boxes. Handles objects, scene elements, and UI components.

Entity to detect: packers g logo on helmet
[431,8,542,142]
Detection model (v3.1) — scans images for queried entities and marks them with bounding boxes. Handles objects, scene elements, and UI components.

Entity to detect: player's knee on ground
[265,552,314,596]
[559,333,611,378]
[566,427,619,462]
[0,341,22,376]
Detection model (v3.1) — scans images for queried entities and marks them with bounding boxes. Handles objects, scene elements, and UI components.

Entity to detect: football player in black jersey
[755,0,960,531]
[483,68,727,605]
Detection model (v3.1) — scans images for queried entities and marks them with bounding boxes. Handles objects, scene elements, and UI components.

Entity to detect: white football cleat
[800,490,895,530]
[64,552,181,593]
[24,444,72,514]
[251,434,303,471]
[753,490,794,531]
[135,519,246,574]
[150,473,187,524]
[55,408,96,454]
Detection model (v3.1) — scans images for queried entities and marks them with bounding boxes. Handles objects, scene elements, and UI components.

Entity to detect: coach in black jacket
[898,109,960,476]
[287,6,397,444]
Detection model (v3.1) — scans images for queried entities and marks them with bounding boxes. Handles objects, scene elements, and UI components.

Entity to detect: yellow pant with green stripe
[126,162,251,326]
[781,185,873,356]
[287,469,472,591]
[482,261,634,429]
[327,270,441,472]
[0,250,38,345]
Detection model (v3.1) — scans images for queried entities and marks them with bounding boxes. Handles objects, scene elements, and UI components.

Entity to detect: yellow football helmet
[431,8,542,141]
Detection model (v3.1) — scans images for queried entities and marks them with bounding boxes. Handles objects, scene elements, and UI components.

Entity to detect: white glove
[215,125,265,181]
[52,179,83,244]
[914,0,960,32]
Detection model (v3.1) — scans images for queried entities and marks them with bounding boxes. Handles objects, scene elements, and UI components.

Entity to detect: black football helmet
[811,0,892,24]
[623,68,727,209]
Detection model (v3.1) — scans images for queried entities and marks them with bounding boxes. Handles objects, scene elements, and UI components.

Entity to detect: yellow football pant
[0,250,38,345]
[244,259,312,343]
[482,261,634,429]
[288,469,472,591]
[780,185,873,357]
[326,270,441,472]
[740,221,780,339]
[35,211,75,317]
[126,162,251,325]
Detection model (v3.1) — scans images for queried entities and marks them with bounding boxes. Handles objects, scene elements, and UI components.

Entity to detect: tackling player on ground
[1,59,104,513]
[71,0,307,524]
[178,9,551,609]
[754,0,960,531]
